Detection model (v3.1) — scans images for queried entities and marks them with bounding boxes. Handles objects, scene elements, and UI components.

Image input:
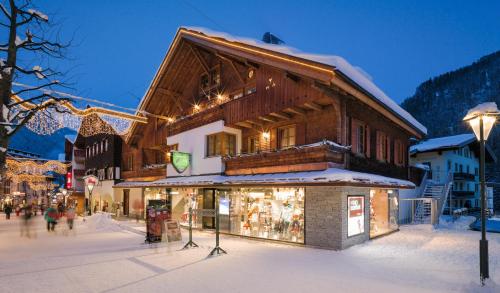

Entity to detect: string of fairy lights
[5,158,69,191]
[10,84,148,136]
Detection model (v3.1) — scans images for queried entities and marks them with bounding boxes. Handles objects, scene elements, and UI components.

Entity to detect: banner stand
[209,194,227,257]
[182,207,199,249]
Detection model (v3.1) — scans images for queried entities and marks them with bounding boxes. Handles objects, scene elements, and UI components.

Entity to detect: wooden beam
[303,102,323,111]
[258,116,277,123]
[188,44,210,74]
[157,87,181,97]
[245,120,263,128]
[235,121,254,129]
[269,112,291,120]
[217,53,246,85]
[284,107,306,116]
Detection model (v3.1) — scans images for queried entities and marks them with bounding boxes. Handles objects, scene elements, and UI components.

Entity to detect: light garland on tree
[9,93,146,136]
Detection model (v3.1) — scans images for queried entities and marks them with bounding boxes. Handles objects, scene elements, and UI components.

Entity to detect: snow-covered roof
[114,168,414,189]
[182,27,427,135]
[463,102,499,120]
[410,134,475,153]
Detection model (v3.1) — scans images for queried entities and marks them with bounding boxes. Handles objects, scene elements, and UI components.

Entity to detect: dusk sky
[34,0,500,109]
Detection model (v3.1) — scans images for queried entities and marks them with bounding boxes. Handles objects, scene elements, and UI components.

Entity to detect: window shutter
[351,119,358,153]
[386,136,391,163]
[365,125,370,158]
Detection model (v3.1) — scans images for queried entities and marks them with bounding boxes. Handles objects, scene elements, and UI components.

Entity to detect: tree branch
[0,3,11,20]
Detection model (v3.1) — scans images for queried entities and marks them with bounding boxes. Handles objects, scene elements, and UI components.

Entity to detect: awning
[114,168,415,189]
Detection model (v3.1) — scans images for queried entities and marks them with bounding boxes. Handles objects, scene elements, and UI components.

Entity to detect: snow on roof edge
[182,26,427,135]
[410,134,476,153]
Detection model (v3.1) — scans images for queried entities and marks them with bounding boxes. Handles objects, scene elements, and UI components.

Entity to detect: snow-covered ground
[0,213,499,293]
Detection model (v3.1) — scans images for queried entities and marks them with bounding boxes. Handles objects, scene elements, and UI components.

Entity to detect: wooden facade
[122,28,425,183]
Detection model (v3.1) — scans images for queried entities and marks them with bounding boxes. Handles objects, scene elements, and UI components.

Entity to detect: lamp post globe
[463,102,499,284]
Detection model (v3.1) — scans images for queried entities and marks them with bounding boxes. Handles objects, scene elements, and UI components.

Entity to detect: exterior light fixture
[463,102,499,285]
[83,175,99,216]
[262,131,270,140]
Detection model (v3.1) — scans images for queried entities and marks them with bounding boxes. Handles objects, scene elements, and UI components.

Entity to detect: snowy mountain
[401,50,500,208]
[9,127,76,160]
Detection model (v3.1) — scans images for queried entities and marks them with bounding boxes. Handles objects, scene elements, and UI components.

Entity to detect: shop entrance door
[203,189,215,229]
[123,189,129,216]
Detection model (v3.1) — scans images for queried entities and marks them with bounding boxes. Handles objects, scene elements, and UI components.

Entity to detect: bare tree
[0,0,70,189]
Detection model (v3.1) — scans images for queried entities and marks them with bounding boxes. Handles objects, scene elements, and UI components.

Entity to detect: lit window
[247,136,260,153]
[206,132,236,157]
[277,126,296,149]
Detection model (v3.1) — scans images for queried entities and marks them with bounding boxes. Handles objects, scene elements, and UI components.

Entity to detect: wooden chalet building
[74,114,122,214]
[114,27,427,249]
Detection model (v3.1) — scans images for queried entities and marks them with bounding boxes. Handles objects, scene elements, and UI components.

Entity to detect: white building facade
[410,134,496,211]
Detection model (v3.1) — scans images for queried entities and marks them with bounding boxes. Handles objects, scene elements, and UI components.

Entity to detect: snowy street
[0,213,498,293]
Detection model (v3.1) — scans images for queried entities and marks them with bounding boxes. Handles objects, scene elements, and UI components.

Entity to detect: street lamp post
[463,102,499,284]
[83,175,99,216]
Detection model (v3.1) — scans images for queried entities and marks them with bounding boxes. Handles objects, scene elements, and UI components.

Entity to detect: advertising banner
[347,195,365,237]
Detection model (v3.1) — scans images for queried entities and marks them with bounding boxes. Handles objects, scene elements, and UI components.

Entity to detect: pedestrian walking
[20,205,34,238]
[15,205,21,217]
[66,207,76,230]
[44,205,59,232]
[4,204,12,220]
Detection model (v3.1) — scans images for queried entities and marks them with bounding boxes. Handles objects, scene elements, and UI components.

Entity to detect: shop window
[226,187,305,243]
[370,189,398,238]
[277,125,296,149]
[206,132,237,157]
[247,136,261,154]
[348,195,365,237]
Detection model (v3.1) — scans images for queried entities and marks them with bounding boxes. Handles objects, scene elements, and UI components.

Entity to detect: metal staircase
[414,173,453,224]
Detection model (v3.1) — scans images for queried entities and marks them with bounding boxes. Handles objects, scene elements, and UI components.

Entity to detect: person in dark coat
[44,206,59,232]
[4,204,12,220]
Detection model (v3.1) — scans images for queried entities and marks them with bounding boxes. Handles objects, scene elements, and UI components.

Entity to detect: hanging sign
[66,172,72,189]
[171,151,191,173]
[347,195,365,237]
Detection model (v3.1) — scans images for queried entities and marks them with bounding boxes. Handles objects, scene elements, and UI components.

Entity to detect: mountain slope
[401,50,500,211]
[9,127,76,160]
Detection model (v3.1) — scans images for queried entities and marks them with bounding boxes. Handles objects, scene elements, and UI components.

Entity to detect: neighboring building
[64,135,86,214]
[1,148,62,209]
[410,134,496,211]
[74,114,122,214]
[114,27,427,250]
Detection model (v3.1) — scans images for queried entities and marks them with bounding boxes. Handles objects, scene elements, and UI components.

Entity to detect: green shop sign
[171,151,191,173]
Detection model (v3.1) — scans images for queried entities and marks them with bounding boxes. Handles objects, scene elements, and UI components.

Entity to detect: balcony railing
[453,172,476,181]
[223,140,348,175]
[452,190,475,197]
[122,167,166,180]
[348,154,408,181]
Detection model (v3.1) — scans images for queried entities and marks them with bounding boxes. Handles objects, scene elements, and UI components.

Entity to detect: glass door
[202,189,215,229]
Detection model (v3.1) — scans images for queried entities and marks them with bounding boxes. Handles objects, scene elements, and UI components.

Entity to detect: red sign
[66,172,72,189]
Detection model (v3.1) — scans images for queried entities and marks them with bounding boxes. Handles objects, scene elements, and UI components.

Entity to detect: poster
[347,196,365,237]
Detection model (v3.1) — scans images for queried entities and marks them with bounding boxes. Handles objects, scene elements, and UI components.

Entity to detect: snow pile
[182,26,427,135]
[438,215,476,230]
[82,212,121,232]
[27,9,49,21]
[410,133,475,153]
[463,102,499,120]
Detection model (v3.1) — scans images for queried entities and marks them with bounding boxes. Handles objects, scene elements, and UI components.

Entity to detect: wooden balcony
[167,105,224,137]
[223,141,347,175]
[122,167,166,181]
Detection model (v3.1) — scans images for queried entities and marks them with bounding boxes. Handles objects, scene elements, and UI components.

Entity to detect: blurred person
[66,206,75,230]
[4,204,12,220]
[57,202,64,217]
[15,205,21,217]
[20,205,33,238]
[44,205,59,232]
